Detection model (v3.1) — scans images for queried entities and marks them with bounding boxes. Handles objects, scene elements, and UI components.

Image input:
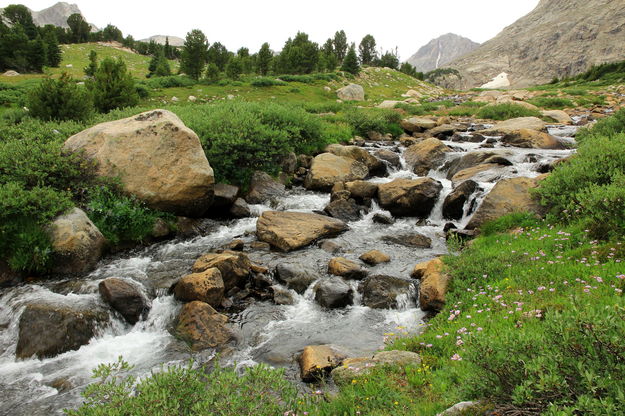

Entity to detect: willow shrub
[476,103,541,120]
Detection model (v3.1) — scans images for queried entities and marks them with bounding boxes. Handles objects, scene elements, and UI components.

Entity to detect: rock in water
[325,144,386,177]
[175,301,234,351]
[299,345,348,382]
[99,278,150,324]
[173,268,225,307]
[16,303,108,359]
[336,84,365,101]
[275,263,320,294]
[400,117,437,133]
[404,138,452,176]
[466,177,545,230]
[414,258,449,312]
[48,208,106,274]
[192,251,252,291]
[314,278,354,308]
[479,117,546,135]
[245,171,286,204]
[377,178,442,217]
[443,180,479,220]
[501,129,566,150]
[304,153,369,191]
[360,275,413,309]
[328,257,368,280]
[63,110,214,217]
[359,250,391,265]
[256,211,348,252]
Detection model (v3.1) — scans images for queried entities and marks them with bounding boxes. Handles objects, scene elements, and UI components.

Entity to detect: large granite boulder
[325,144,386,177]
[445,151,513,180]
[173,268,225,307]
[16,302,108,359]
[175,301,234,351]
[299,345,349,381]
[99,278,150,324]
[192,251,252,291]
[413,258,449,312]
[400,117,437,133]
[63,110,214,217]
[442,180,479,220]
[304,153,368,191]
[336,84,365,101]
[48,208,106,274]
[404,138,452,176]
[331,350,421,384]
[256,211,348,251]
[501,129,566,149]
[377,178,442,217]
[478,117,546,135]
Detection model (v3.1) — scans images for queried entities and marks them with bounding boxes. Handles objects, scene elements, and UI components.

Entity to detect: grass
[476,103,542,120]
[527,96,574,109]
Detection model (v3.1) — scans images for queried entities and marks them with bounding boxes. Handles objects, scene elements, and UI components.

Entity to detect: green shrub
[250,77,287,87]
[394,102,427,116]
[0,88,26,106]
[345,107,402,136]
[135,83,149,99]
[144,75,196,89]
[480,212,539,236]
[575,95,606,107]
[277,74,314,83]
[88,57,139,113]
[477,103,542,120]
[85,185,163,245]
[65,358,299,416]
[576,108,625,143]
[27,73,94,121]
[527,97,574,109]
[302,102,346,114]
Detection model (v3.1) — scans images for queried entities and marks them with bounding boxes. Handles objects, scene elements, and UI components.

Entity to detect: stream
[0,124,577,415]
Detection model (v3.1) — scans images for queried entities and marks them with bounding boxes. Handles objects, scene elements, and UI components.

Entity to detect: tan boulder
[359,250,391,265]
[331,350,421,384]
[466,177,545,230]
[192,251,252,291]
[416,258,448,312]
[63,110,214,216]
[445,151,513,180]
[404,138,452,176]
[377,178,443,217]
[299,345,348,382]
[256,211,348,252]
[400,117,437,132]
[542,110,573,124]
[450,163,503,186]
[325,144,385,176]
[328,257,368,280]
[501,129,566,149]
[175,301,234,351]
[48,208,106,274]
[337,84,365,101]
[479,117,546,134]
[174,268,224,307]
[304,153,368,191]
[377,100,401,109]
[345,180,379,200]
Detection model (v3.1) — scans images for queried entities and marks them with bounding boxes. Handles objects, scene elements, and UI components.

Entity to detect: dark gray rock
[360,275,413,309]
[314,278,354,308]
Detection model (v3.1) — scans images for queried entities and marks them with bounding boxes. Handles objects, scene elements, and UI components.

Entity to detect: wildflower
[451,354,462,361]
[456,339,464,346]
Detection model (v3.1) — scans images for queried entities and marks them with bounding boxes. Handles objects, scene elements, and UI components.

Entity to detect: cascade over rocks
[305,153,369,191]
[382,233,432,248]
[275,263,320,294]
[175,301,234,351]
[374,149,401,169]
[377,178,443,217]
[324,199,363,222]
[192,251,252,291]
[48,208,106,275]
[404,138,452,176]
[450,164,508,186]
[256,211,348,251]
[501,129,566,149]
[360,275,413,309]
[443,180,479,220]
[445,151,513,180]
[173,268,225,307]
[63,110,214,217]
[314,278,354,308]
[328,257,368,280]
[16,303,108,359]
[99,278,150,324]
[466,176,545,230]
[212,183,239,212]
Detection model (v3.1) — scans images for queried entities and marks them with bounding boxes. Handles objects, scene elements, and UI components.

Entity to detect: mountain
[140,35,185,47]
[28,2,97,30]
[407,33,479,73]
[444,0,625,89]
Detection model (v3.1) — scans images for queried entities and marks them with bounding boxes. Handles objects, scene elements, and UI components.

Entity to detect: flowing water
[0,124,577,415]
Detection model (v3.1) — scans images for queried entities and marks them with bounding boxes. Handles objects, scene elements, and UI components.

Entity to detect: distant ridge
[3,2,100,30]
[407,33,479,73]
[140,35,185,47]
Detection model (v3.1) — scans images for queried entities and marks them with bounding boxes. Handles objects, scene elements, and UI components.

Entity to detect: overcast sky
[4,0,540,59]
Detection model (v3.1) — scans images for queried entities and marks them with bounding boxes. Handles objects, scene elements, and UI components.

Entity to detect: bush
[277,74,314,83]
[27,73,94,121]
[527,97,574,109]
[477,103,542,120]
[0,88,26,106]
[576,108,625,143]
[144,75,196,89]
[88,57,139,113]
[345,107,402,136]
[65,359,299,416]
[250,77,287,87]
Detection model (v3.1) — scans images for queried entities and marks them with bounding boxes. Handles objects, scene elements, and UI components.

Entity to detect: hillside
[444,0,625,89]
[407,33,479,73]
[140,35,185,47]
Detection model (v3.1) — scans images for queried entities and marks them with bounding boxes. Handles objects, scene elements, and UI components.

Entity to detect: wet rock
[299,345,348,382]
[337,84,364,101]
[446,228,478,241]
[466,177,545,230]
[328,257,368,280]
[404,138,452,176]
[414,258,448,312]
[401,117,437,133]
[192,250,252,291]
[271,285,295,305]
[359,250,391,265]
[304,153,369,191]
[445,151,512,180]
[280,152,298,174]
[99,278,150,324]
[382,233,432,248]
[373,149,401,169]
[0,260,22,287]
[245,171,286,204]
[372,213,395,225]
[63,110,214,216]
[250,241,271,250]
[501,129,566,149]
[314,278,354,308]
[48,208,106,275]
[450,164,504,186]
[174,268,225,308]
[443,180,479,220]
[377,178,443,218]
[212,183,239,211]
[175,217,218,238]
[331,350,421,384]
[542,110,573,124]
[16,303,108,359]
[479,117,546,135]
[230,198,251,218]
[275,263,320,294]
[428,123,460,138]
[345,180,379,201]
[175,301,234,351]
[324,199,362,222]
[151,218,172,239]
[326,144,386,177]
[298,154,313,169]
[319,240,342,254]
[225,239,245,251]
[360,275,413,309]
[256,211,348,252]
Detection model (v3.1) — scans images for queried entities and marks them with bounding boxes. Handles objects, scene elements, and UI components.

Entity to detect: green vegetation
[27,73,93,121]
[528,96,574,109]
[88,57,139,113]
[477,103,541,120]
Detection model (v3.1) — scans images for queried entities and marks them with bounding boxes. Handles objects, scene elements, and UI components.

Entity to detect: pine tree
[276,32,319,74]
[180,29,208,80]
[207,42,230,71]
[333,30,348,62]
[88,57,138,113]
[164,37,173,59]
[341,44,360,75]
[320,38,338,71]
[84,50,98,77]
[28,72,93,121]
[148,50,171,77]
[2,5,37,39]
[43,29,62,67]
[257,42,272,75]
[205,63,220,83]
[27,36,46,73]
[226,57,243,80]
[67,13,90,43]
[358,35,377,66]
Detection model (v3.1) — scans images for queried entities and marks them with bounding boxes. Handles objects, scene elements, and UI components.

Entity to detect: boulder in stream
[328,257,368,280]
[324,199,362,222]
[256,211,348,252]
[245,171,286,204]
[501,129,566,150]
[314,278,354,308]
[175,301,234,351]
[99,278,150,324]
[304,153,369,191]
[275,263,320,294]
[413,258,449,312]
[325,144,387,177]
[382,233,432,248]
[404,138,452,176]
[377,178,442,218]
[192,251,252,291]
[173,268,225,308]
[442,180,479,220]
[299,344,349,382]
[359,250,391,266]
[360,275,413,309]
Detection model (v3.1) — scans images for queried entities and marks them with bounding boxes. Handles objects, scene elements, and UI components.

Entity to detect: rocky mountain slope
[21,2,97,30]
[407,33,479,73]
[444,0,625,89]
[140,35,185,47]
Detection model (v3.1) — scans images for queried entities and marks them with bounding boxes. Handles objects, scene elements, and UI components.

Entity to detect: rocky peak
[407,33,479,73]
